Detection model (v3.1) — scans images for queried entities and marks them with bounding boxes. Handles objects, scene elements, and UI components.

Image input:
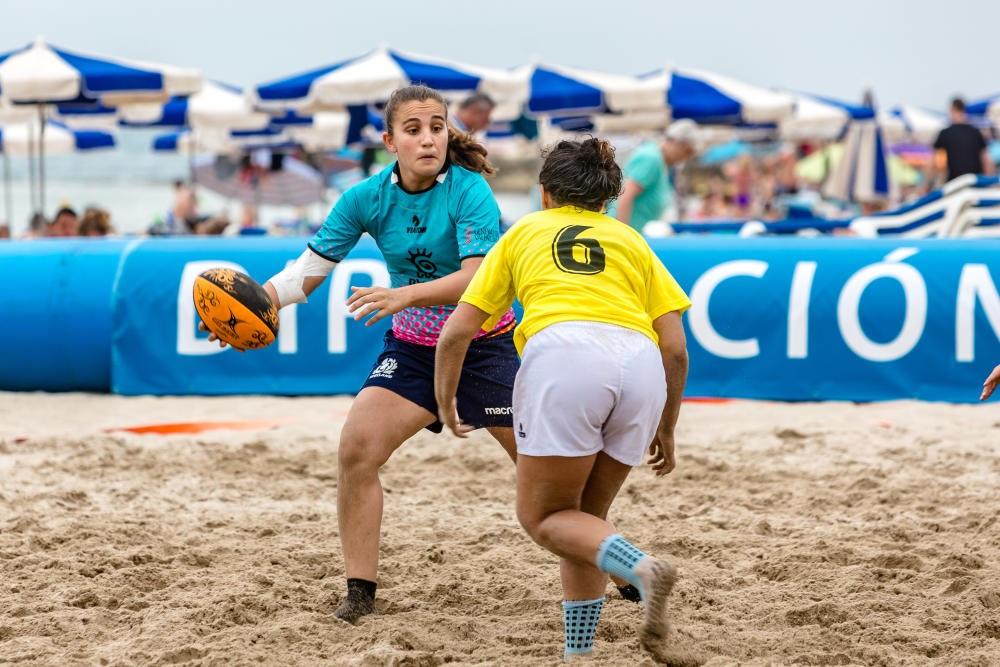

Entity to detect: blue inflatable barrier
[1,236,998,402]
[0,239,131,391]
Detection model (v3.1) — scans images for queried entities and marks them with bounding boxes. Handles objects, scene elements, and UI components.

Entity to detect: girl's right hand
[647,431,676,477]
[198,321,240,351]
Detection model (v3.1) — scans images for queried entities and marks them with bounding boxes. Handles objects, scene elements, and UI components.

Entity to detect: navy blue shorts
[361,330,519,433]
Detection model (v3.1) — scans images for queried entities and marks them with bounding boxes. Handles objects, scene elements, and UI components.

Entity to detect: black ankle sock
[617,584,642,603]
[347,578,377,600]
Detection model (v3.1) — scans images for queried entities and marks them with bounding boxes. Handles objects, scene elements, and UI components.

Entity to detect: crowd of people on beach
[2,204,115,240]
[0,95,995,241]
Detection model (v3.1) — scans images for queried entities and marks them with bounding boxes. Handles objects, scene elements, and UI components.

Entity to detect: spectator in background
[78,207,113,236]
[610,119,699,232]
[0,224,9,239]
[47,207,78,237]
[930,98,994,187]
[23,212,47,239]
[451,93,495,135]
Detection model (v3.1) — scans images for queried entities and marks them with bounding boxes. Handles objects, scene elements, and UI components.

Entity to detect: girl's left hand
[347,286,410,326]
[982,364,1000,401]
[439,401,474,439]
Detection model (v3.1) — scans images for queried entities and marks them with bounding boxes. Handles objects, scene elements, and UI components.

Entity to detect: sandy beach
[1,392,998,666]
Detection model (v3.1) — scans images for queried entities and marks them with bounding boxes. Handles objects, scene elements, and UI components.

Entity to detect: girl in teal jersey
[207,85,518,623]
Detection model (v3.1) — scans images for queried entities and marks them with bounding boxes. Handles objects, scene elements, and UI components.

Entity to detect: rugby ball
[192,268,279,351]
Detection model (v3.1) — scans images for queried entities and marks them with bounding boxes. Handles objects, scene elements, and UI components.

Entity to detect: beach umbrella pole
[3,153,11,228]
[38,105,46,215]
[26,118,37,215]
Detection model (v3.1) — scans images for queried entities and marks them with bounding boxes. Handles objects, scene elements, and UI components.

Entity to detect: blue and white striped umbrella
[822,113,895,204]
[152,126,290,154]
[0,37,200,104]
[254,48,527,117]
[965,93,998,120]
[780,93,871,141]
[52,100,119,130]
[527,64,792,124]
[0,119,114,155]
[653,67,794,124]
[879,104,946,145]
[120,81,269,130]
[525,63,663,115]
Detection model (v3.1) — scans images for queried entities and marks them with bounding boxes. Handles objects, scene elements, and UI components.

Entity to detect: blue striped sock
[596,534,648,592]
[563,597,604,658]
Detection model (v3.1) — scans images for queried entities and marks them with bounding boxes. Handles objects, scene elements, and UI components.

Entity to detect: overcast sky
[3,0,996,110]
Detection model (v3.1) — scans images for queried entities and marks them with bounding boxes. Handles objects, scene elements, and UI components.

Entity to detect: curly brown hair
[539,137,622,212]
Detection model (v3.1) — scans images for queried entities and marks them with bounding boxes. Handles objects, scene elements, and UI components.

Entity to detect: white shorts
[513,321,667,466]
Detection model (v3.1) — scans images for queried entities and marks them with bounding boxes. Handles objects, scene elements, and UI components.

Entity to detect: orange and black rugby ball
[192,268,279,351]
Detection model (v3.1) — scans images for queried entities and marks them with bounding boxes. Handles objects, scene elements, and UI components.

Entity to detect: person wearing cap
[610,119,698,232]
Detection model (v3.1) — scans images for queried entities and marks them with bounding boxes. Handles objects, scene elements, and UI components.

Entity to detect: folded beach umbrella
[120,81,270,131]
[254,47,527,117]
[822,112,896,204]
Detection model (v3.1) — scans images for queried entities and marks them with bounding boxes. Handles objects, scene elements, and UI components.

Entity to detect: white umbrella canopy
[0,36,201,212]
[0,37,200,103]
[879,105,946,145]
[253,47,528,117]
[0,119,115,156]
[119,81,269,131]
[282,111,351,151]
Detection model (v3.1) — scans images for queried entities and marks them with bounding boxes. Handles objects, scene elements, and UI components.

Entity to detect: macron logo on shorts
[484,406,512,415]
[370,358,398,379]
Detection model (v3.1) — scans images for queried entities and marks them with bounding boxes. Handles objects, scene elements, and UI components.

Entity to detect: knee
[338,428,389,477]
[516,504,561,547]
[516,503,545,544]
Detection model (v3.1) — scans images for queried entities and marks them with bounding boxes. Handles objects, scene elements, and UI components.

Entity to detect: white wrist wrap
[269,248,337,307]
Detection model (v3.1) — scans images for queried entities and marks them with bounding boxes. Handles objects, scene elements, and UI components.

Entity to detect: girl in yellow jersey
[434,137,690,661]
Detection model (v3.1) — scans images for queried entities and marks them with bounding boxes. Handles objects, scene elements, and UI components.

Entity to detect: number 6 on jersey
[551,225,606,275]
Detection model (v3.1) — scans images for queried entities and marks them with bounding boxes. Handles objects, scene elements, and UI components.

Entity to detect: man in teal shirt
[610,119,699,232]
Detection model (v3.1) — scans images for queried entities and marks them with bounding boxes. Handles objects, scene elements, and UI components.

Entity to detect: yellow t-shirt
[461,206,691,355]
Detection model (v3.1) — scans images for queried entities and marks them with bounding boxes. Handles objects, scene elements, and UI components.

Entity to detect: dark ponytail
[538,137,622,212]
[447,125,495,175]
[383,84,495,176]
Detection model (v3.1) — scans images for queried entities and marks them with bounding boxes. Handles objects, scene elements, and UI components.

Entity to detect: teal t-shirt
[308,162,515,345]
[608,141,672,231]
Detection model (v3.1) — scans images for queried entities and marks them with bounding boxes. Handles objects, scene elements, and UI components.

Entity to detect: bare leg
[335,387,434,621]
[563,453,632,599]
[517,454,677,649]
[486,426,517,463]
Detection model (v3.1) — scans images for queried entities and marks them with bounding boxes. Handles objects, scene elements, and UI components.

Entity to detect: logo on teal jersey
[406,248,438,282]
[407,215,427,234]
